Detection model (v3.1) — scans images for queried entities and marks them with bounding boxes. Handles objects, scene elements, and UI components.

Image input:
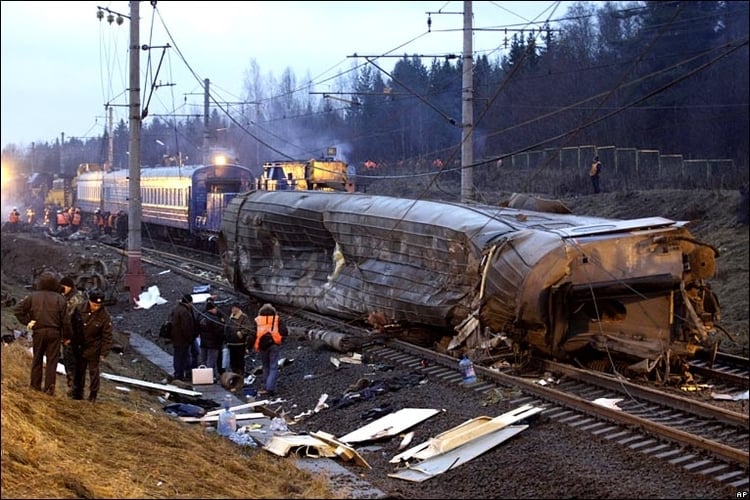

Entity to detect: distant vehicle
[258,154,350,192]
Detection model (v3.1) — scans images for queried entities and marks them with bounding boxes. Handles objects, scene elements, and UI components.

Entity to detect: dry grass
[0,341,336,499]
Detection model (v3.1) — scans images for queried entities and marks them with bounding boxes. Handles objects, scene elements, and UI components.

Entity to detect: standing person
[589,155,602,194]
[115,210,128,241]
[13,272,72,395]
[8,207,21,232]
[249,303,288,397]
[59,276,86,394]
[71,208,82,232]
[170,293,196,382]
[199,299,226,382]
[225,301,252,378]
[71,289,113,402]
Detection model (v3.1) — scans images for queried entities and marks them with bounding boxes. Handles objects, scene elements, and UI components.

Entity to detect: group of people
[13,273,112,402]
[169,295,287,397]
[45,205,128,240]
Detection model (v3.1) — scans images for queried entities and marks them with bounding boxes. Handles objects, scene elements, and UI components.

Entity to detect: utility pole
[108,105,114,172]
[124,0,146,301]
[461,0,474,203]
[203,78,210,164]
[58,135,63,175]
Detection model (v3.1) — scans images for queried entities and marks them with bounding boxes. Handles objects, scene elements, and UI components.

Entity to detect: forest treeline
[3,1,748,196]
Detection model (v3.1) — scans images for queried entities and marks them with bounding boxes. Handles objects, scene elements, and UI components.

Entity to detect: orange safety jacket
[9,211,20,224]
[72,212,82,226]
[253,314,282,351]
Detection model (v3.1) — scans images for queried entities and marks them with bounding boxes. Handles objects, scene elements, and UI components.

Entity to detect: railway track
[135,241,750,489]
[690,351,750,389]
[363,340,749,490]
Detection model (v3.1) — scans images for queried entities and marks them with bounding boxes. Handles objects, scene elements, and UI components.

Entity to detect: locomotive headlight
[213,154,227,166]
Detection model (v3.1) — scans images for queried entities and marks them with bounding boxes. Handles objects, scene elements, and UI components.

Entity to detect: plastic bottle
[458,355,477,384]
[217,395,237,436]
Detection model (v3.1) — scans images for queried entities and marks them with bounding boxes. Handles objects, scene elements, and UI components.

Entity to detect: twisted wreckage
[219,190,722,381]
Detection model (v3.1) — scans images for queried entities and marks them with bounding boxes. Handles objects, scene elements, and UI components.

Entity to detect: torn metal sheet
[220,190,722,379]
[180,412,265,423]
[389,425,529,482]
[203,400,269,417]
[101,372,202,397]
[310,431,371,468]
[263,434,338,458]
[391,404,541,463]
[338,408,441,444]
[592,398,623,410]
[399,431,414,450]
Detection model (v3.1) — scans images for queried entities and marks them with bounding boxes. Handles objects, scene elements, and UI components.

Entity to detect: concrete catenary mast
[124,0,146,300]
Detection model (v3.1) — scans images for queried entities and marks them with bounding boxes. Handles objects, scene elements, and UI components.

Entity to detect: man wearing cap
[59,276,86,394]
[225,301,252,379]
[170,293,197,382]
[71,289,112,402]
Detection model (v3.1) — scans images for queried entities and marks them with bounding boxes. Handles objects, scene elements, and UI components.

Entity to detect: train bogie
[219,190,722,381]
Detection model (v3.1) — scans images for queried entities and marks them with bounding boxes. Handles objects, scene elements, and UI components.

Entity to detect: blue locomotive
[75,157,255,246]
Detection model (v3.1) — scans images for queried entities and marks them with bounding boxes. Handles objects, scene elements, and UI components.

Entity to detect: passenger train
[74,157,255,246]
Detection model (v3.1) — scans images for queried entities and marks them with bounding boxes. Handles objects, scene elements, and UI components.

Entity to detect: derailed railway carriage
[219,190,722,381]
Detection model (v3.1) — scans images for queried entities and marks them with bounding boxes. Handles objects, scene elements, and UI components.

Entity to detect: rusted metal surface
[219,190,722,378]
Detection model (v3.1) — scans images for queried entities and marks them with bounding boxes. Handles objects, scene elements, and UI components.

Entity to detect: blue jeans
[261,344,281,393]
[200,347,220,379]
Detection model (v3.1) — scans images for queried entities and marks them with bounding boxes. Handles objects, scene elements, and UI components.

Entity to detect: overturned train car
[219,190,721,377]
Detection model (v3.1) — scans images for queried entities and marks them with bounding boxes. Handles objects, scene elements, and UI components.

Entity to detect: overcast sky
[1,1,574,148]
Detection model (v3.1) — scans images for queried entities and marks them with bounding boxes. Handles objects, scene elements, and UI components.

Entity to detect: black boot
[88,392,97,402]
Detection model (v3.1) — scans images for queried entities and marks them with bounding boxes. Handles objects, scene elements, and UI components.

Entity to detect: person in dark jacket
[248,303,288,397]
[170,293,197,381]
[14,271,72,395]
[59,276,86,394]
[225,301,252,378]
[71,289,113,402]
[199,299,226,381]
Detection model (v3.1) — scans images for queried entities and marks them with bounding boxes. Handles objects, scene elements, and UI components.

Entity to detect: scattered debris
[388,404,543,482]
[101,372,202,397]
[133,285,168,310]
[592,398,623,410]
[712,390,749,401]
[391,404,542,464]
[399,431,414,450]
[338,408,441,444]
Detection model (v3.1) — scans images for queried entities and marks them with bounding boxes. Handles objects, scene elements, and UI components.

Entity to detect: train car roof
[78,163,250,179]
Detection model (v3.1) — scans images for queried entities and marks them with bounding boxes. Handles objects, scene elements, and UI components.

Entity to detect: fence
[478,145,746,196]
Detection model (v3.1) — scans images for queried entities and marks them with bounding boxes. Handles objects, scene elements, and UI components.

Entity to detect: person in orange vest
[249,303,287,397]
[56,209,68,229]
[8,207,21,232]
[71,208,82,232]
[106,211,116,236]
